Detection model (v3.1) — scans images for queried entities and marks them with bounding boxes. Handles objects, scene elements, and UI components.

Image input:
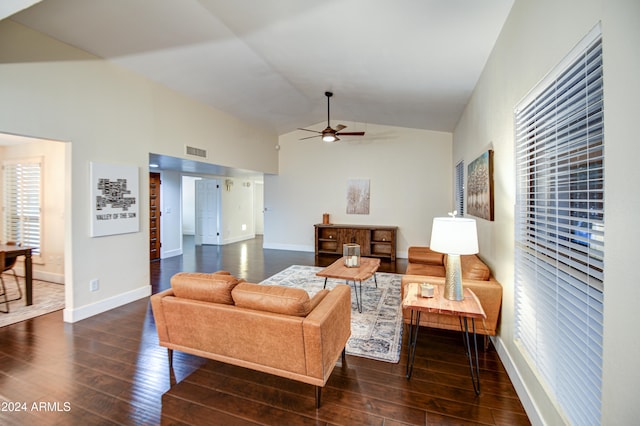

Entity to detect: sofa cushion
[460,255,491,281]
[171,272,242,304]
[408,246,445,265]
[232,283,315,317]
[405,263,446,277]
[309,289,330,311]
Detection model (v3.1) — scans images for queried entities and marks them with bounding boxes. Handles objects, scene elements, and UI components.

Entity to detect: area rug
[260,265,404,363]
[0,278,65,328]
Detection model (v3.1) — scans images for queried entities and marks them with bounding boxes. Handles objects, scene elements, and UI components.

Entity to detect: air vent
[185,145,207,159]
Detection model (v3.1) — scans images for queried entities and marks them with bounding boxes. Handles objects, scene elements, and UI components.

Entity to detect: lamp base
[444,254,464,301]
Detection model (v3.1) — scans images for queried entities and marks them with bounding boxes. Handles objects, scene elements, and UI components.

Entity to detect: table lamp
[429,212,478,301]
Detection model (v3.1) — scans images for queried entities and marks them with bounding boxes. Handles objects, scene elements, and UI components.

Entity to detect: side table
[402,282,486,394]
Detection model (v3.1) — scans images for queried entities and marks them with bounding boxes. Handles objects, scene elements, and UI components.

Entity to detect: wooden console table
[314,224,397,261]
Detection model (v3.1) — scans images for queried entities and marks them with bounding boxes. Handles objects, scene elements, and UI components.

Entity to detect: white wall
[265,122,452,256]
[159,170,182,259]
[0,20,278,322]
[0,137,65,283]
[454,0,640,423]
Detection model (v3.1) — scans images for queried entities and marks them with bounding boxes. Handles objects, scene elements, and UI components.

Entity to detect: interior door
[254,182,264,235]
[195,178,220,245]
[149,172,161,261]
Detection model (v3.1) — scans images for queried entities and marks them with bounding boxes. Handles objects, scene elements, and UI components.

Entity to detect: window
[514,26,603,425]
[3,158,42,255]
[455,160,464,216]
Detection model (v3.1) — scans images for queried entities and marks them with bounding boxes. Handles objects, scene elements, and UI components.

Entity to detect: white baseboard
[63,285,151,323]
[162,248,182,259]
[222,234,256,245]
[11,267,65,284]
[262,242,314,252]
[493,336,544,425]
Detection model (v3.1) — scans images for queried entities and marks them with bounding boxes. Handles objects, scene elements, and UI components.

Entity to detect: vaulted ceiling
[9,0,514,137]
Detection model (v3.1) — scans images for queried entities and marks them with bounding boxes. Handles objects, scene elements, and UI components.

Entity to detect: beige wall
[0,20,278,321]
[265,122,453,256]
[454,0,640,423]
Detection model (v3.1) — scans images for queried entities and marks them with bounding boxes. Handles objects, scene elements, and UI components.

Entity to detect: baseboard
[162,247,182,259]
[222,234,256,245]
[262,243,406,259]
[262,242,314,252]
[493,336,544,425]
[63,285,151,323]
[11,267,64,284]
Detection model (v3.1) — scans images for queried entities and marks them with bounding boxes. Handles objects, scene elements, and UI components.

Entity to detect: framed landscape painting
[467,150,494,221]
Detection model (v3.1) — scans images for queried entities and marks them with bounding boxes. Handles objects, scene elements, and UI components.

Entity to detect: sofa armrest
[150,288,175,345]
[303,284,351,382]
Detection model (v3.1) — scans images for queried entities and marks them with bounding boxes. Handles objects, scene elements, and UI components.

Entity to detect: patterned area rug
[260,265,404,363]
[0,278,65,328]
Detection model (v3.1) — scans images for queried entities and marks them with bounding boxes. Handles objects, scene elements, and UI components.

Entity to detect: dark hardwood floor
[0,236,529,425]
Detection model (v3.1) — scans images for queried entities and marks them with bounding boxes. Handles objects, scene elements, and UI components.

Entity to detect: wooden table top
[0,244,32,255]
[316,257,381,282]
[402,282,486,319]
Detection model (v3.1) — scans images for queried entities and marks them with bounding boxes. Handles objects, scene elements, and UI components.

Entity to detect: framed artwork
[346,179,370,215]
[467,150,494,221]
[90,161,140,237]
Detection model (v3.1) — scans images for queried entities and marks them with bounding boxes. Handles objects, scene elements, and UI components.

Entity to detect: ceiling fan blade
[335,131,365,136]
[334,124,346,132]
[299,134,322,140]
[298,128,322,134]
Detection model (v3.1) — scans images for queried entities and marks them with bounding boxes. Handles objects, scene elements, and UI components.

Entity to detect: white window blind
[455,160,464,216]
[3,159,41,255]
[514,27,603,426]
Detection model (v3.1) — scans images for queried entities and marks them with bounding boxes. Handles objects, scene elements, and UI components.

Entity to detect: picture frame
[346,179,370,215]
[90,161,140,237]
[467,150,494,221]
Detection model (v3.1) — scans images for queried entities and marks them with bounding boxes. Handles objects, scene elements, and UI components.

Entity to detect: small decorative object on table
[420,283,434,297]
[322,213,330,224]
[343,243,360,267]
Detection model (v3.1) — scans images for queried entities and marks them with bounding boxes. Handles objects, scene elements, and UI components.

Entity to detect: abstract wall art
[90,162,140,237]
[346,179,370,215]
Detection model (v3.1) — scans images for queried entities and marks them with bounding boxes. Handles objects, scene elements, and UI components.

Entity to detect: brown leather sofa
[402,247,503,336]
[151,271,351,408]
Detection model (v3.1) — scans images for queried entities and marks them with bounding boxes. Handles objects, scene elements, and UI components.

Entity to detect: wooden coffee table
[316,257,381,313]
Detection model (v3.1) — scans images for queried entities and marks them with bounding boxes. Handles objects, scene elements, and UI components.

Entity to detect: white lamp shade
[429,217,479,255]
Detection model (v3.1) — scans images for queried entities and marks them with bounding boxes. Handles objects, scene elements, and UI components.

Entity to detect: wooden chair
[0,242,23,313]
[0,251,9,313]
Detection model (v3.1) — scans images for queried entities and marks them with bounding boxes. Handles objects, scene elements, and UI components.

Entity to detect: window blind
[455,160,464,216]
[514,27,603,425]
[3,159,41,255]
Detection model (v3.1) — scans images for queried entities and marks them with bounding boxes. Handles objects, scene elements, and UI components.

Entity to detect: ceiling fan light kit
[298,91,365,143]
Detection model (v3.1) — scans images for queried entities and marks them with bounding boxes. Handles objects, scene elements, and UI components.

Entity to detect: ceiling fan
[298,91,365,142]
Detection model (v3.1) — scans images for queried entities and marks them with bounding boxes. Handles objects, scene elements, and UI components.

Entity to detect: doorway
[149,172,161,261]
